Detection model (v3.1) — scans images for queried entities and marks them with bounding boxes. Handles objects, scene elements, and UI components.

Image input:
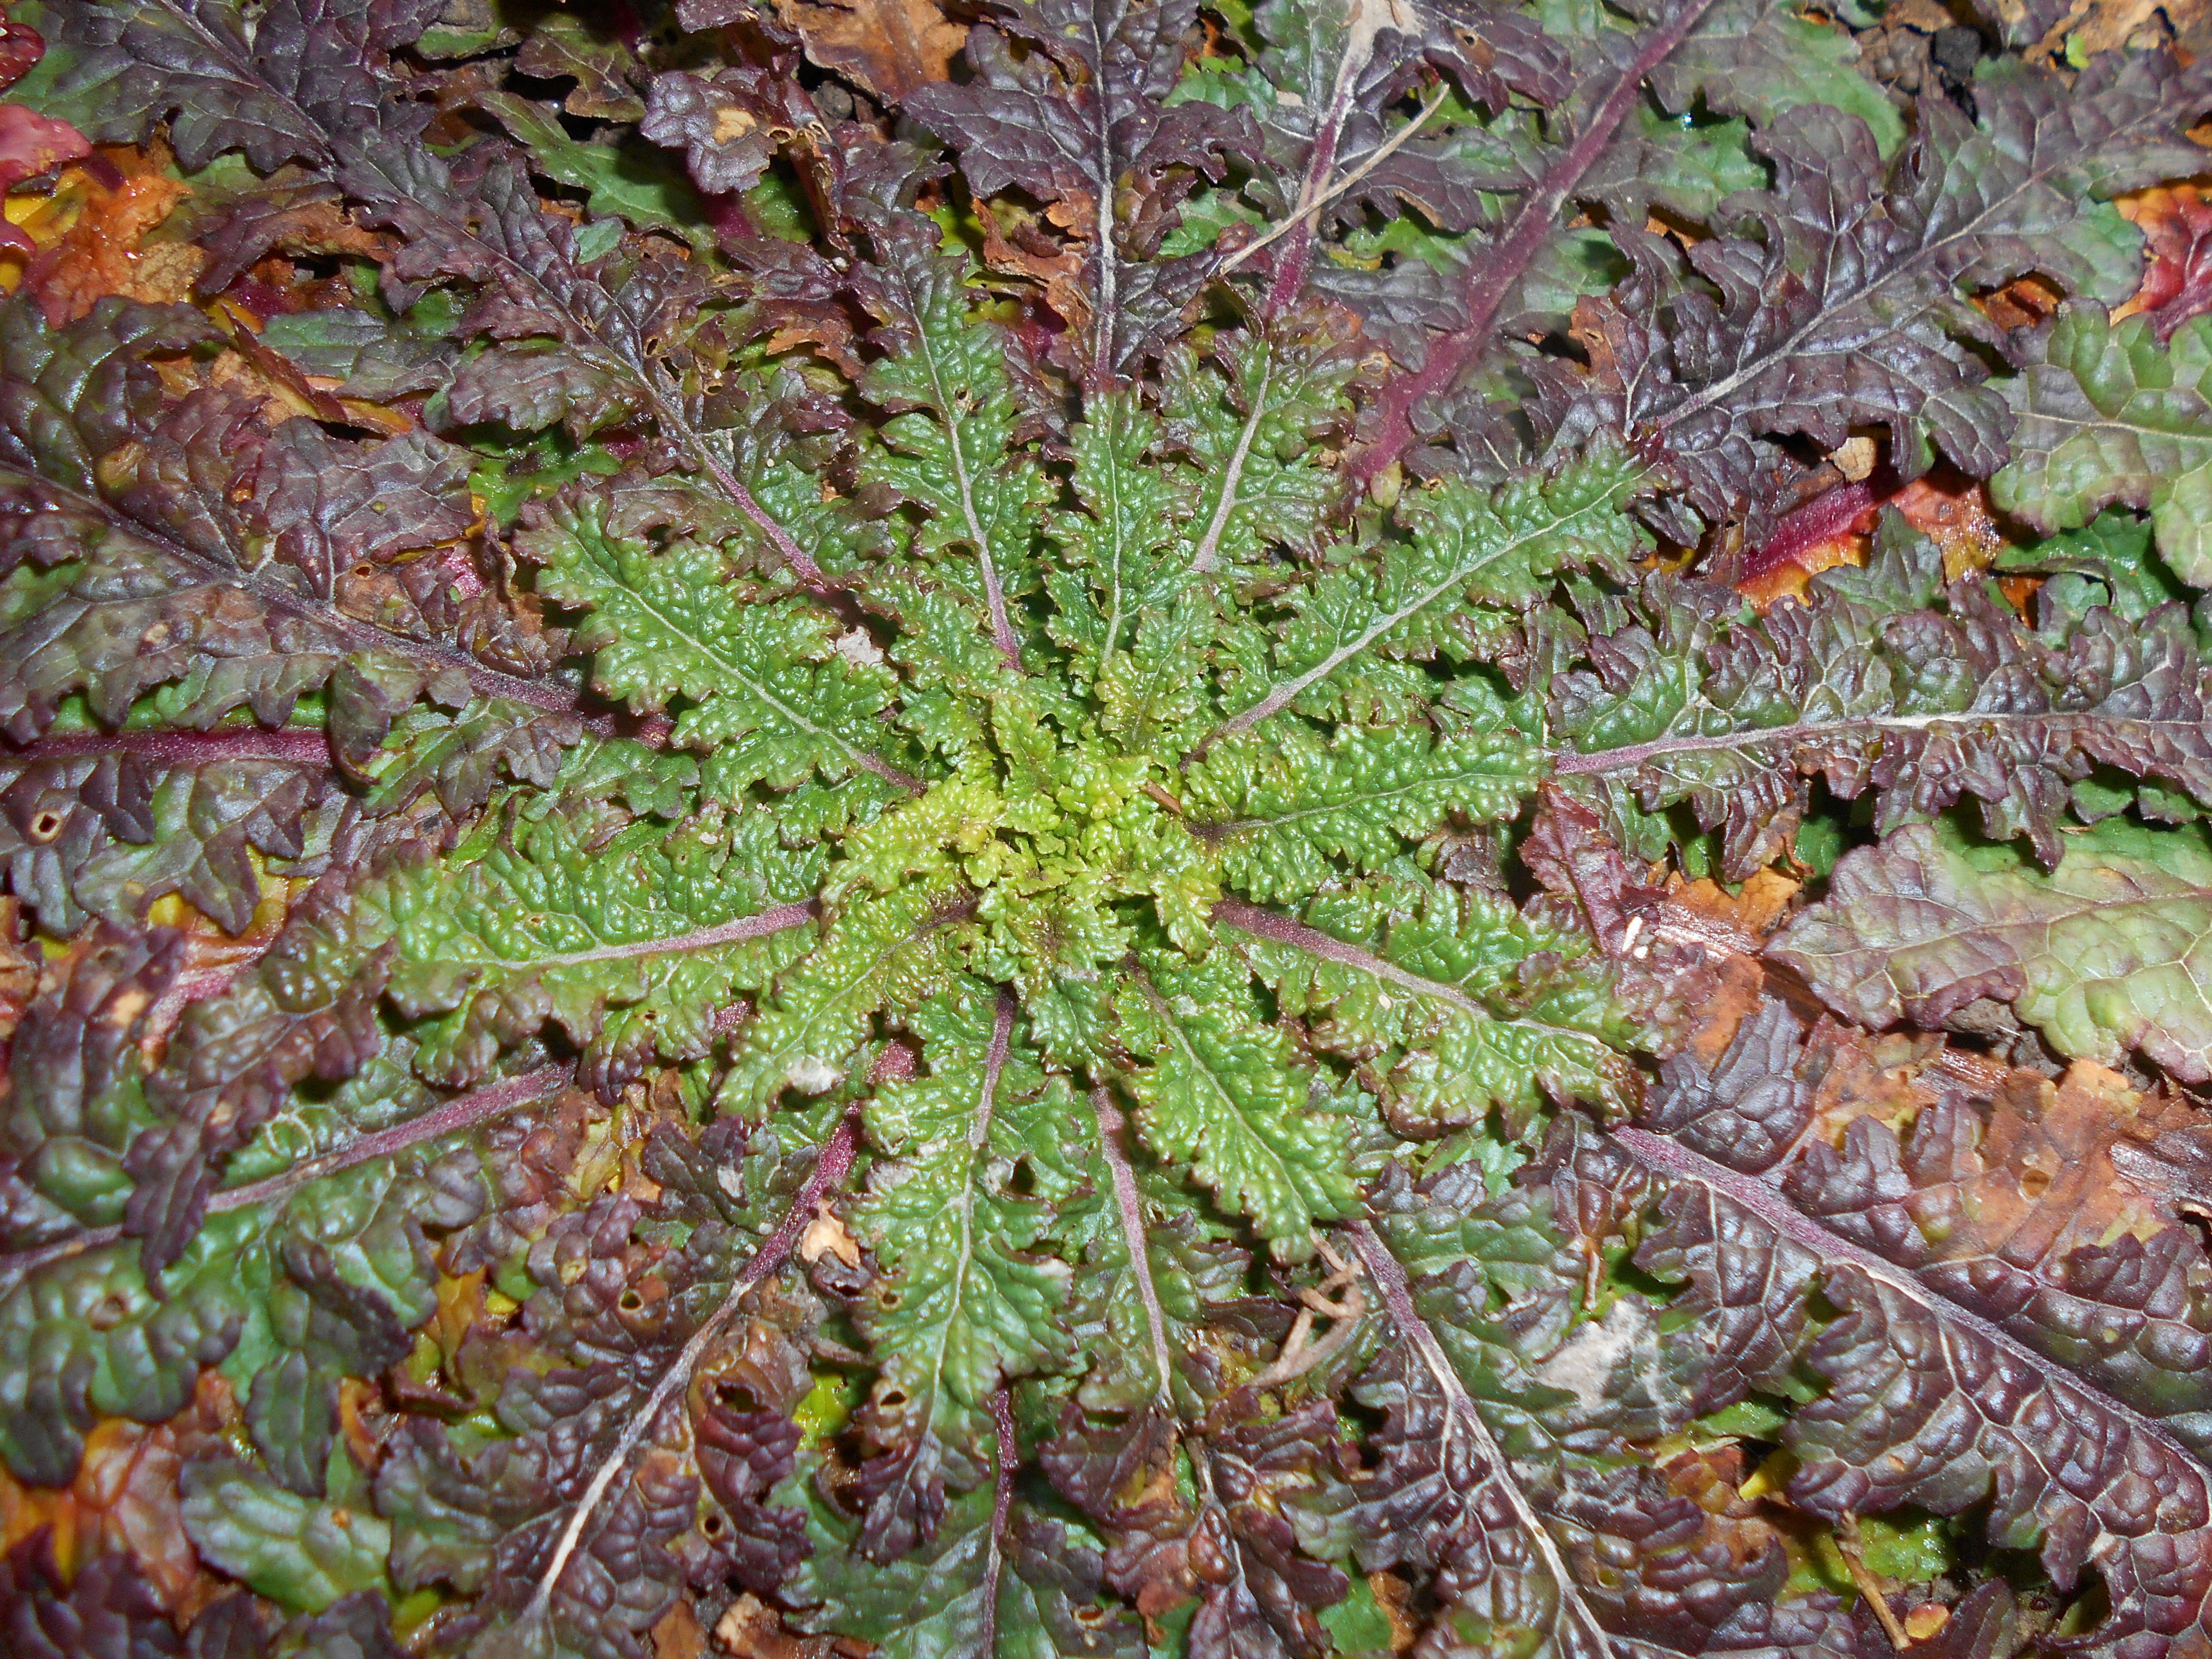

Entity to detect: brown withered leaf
[18,144,193,325]
[974,198,1088,331]
[1796,1022,1947,1147]
[714,1592,840,1659]
[1741,469,2005,606]
[1647,872,1799,1064]
[1665,869,1800,949]
[0,1370,236,1609]
[218,310,352,425]
[2034,0,2193,61]
[1648,989,2212,1445]
[185,175,389,301]
[768,0,966,103]
[138,888,292,1058]
[1524,787,1769,1060]
[1675,954,1769,1070]
[1805,1047,2208,1267]
[2117,184,2212,343]
[654,1598,710,1659]
[0,899,33,1042]
[1899,474,2007,581]
[1646,1441,1798,1592]
[1977,270,2066,333]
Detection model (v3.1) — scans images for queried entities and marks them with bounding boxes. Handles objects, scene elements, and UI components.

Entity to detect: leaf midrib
[1614,1124,2212,1485]
[1203,483,1631,749]
[1656,109,2178,432]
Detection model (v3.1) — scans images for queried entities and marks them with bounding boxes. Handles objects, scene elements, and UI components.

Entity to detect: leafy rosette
[0,0,2209,1655]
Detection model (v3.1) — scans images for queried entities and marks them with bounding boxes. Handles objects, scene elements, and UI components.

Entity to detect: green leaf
[1599,108,1769,222]
[860,242,1054,670]
[1994,303,2212,585]
[214,1159,453,1495]
[0,1239,239,1484]
[527,496,910,789]
[849,996,1071,1470]
[1995,508,2198,628]
[1224,877,1637,1136]
[723,881,977,1118]
[478,90,711,245]
[1045,391,1184,685]
[1654,0,1905,154]
[1215,443,1646,738]
[1772,817,2212,1084]
[798,1486,1144,1659]
[1057,1101,1255,1416]
[377,802,821,1091]
[1188,725,1545,904]
[181,1453,393,1613]
[19,3,2212,1652]
[1162,331,1358,577]
[1118,951,1357,1260]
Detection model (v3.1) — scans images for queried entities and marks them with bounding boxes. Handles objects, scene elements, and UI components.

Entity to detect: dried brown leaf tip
[769,0,968,103]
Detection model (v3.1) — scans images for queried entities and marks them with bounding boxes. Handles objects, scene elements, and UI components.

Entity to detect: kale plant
[3,0,2212,1653]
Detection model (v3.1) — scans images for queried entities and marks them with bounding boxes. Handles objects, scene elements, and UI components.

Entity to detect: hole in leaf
[27,809,64,844]
[2051,1571,2112,1641]
[619,1289,644,1313]
[877,1388,907,1410]
[2177,1206,2212,1272]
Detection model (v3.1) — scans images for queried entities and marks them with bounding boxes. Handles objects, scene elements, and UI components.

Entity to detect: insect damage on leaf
[2,0,2212,1653]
